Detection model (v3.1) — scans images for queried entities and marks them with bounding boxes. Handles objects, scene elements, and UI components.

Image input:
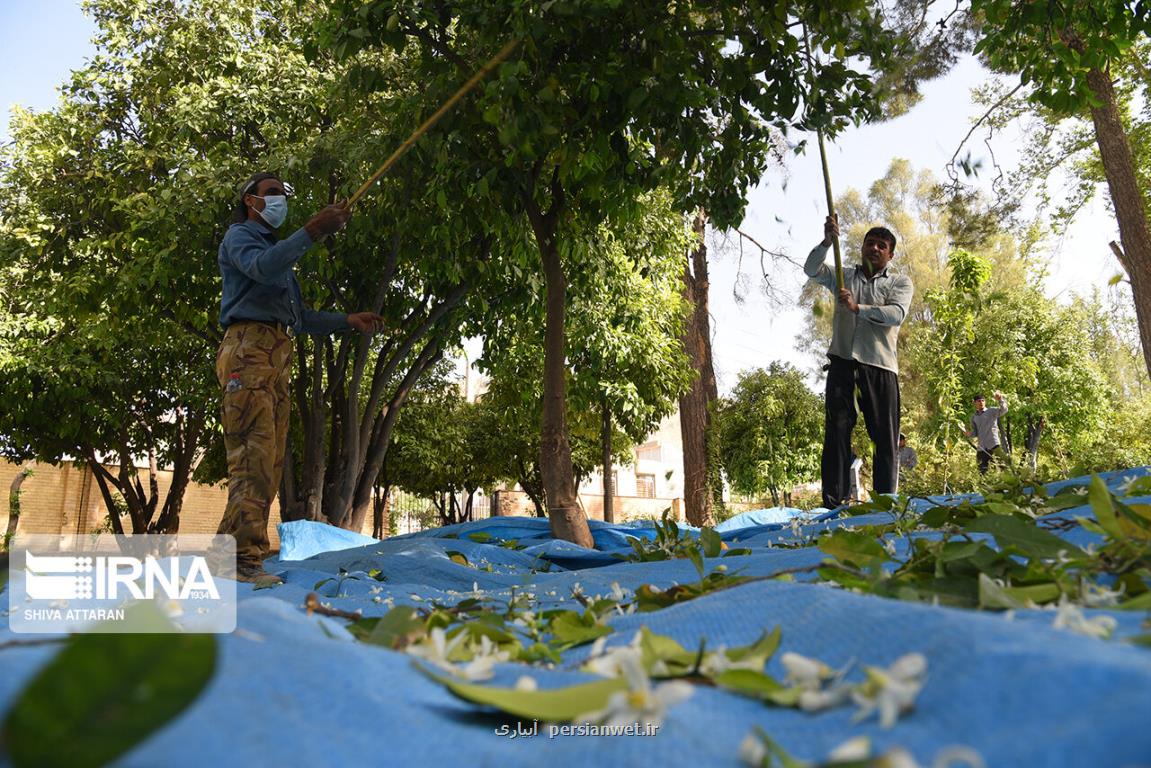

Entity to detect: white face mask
[254,195,288,228]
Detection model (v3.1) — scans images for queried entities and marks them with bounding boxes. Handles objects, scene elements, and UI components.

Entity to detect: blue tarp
[2,467,1150,767]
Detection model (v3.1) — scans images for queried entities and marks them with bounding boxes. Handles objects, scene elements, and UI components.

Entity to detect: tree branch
[946,81,1026,189]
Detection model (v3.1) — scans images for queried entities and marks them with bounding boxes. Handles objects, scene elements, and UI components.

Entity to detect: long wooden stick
[802,26,844,292]
[348,38,521,207]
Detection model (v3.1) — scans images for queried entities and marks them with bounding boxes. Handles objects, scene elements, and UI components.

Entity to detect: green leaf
[938,540,989,563]
[700,527,723,558]
[977,573,1061,609]
[638,627,697,674]
[1086,476,1125,538]
[421,668,627,721]
[921,506,959,528]
[819,529,889,569]
[724,626,781,670]
[712,668,789,700]
[723,547,753,557]
[548,611,612,649]
[446,551,472,567]
[352,605,426,650]
[1116,591,1151,611]
[963,515,1084,559]
[3,604,216,768]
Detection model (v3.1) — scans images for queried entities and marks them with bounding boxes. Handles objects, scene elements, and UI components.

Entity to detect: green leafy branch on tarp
[621,510,752,562]
[343,553,754,667]
[420,624,928,735]
[810,475,1151,626]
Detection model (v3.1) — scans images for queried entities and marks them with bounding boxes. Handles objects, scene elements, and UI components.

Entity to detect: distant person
[897,433,918,485]
[216,172,386,584]
[805,215,914,508]
[966,392,1009,474]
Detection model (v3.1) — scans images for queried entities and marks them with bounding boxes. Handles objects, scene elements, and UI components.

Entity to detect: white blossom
[457,635,510,681]
[827,735,872,762]
[852,652,928,729]
[577,651,693,728]
[699,646,766,678]
[405,626,465,672]
[583,635,643,678]
[738,733,768,767]
[779,651,833,688]
[799,685,852,712]
[1052,599,1118,639]
[1078,582,1125,608]
[1115,475,1140,496]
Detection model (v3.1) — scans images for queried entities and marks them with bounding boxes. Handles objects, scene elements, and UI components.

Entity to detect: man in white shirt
[805,216,914,509]
[966,392,1009,474]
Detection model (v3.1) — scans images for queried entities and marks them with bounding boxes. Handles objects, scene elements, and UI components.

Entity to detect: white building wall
[581,409,684,503]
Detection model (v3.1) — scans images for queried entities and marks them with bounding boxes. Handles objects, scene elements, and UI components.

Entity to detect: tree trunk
[516,459,548,518]
[283,245,468,533]
[372,484,390,539]
[4,464,33,550]
[152,408,203,533]
[523,174,594,548]
[601,398,614,524]
[347,342,446,532]
[1025,416,1044,473]
[1085,66,1151,377]
[464,488,476,523]
[88,459,125,535]
[679,211,719,527]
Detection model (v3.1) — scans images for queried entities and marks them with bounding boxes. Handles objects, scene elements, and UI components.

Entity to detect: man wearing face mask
[217,172,385,584]
[805,215,913,509]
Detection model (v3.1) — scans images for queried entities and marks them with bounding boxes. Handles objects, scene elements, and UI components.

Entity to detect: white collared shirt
[804,243,914,373]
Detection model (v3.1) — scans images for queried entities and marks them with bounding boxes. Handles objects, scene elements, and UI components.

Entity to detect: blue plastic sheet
[2,467,1150,767]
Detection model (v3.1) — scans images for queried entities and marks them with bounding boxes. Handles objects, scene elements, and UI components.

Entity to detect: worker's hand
[837,288,858,314]
[994,390,1005,402]
[822,214,839,247]
[348,312,386,335]
[305,200,352,239]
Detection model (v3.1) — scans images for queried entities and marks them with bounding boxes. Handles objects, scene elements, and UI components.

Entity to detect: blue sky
[0,0,96,142]
[0,1,1124,392]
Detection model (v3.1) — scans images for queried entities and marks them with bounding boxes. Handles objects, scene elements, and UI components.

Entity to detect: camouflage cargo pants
[215,321,293,566]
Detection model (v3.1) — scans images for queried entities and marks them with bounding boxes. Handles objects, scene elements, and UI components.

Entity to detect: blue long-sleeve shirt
[217,220,350,335]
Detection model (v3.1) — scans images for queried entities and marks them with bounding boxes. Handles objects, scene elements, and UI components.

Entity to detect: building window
[600,471,620,494]
[636,473,656,498]
[636,442,661,462]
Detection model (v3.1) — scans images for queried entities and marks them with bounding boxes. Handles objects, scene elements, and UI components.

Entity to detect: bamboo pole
[802,26,844,292]
[347,38,521,207]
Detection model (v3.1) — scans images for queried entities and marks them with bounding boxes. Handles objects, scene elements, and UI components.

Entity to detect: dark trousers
[822,355,900,508]
[977,446,1004,475]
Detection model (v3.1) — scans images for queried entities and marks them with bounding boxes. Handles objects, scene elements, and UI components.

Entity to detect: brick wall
[0,460,292,549]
